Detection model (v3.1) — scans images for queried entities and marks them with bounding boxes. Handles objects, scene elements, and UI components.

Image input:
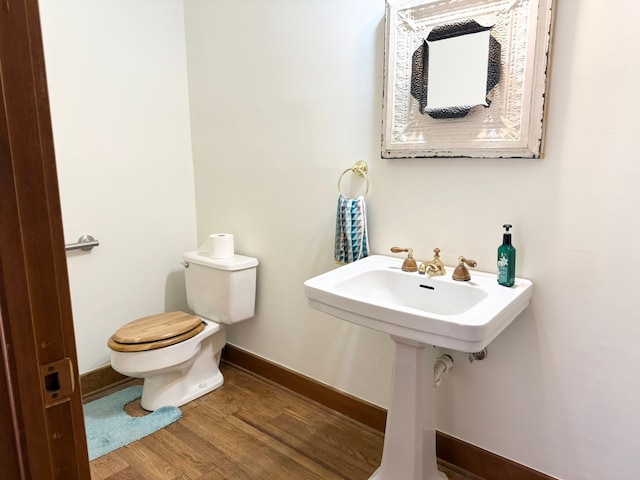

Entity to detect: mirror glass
[427,29,491,110]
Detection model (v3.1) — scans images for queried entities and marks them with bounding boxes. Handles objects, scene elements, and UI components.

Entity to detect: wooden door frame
[0,0,90,478]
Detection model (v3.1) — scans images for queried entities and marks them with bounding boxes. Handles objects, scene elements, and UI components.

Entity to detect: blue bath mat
[84,385,182,460]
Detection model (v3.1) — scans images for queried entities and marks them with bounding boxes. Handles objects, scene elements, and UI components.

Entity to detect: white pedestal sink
[304,255,533,480]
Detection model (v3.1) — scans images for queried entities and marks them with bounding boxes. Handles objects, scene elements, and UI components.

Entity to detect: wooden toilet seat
[108,311,205,352]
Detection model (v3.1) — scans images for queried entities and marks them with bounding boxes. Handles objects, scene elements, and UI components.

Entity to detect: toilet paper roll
[206,233,234,258]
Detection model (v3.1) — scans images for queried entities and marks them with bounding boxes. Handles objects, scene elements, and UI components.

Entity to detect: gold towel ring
[337,161,369,197]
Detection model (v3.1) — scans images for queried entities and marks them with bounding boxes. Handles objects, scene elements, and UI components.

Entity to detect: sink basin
[304,254,532,352]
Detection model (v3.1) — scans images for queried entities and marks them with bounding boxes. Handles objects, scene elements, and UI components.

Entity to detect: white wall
[184,1,640,479]
[39,0,198,372]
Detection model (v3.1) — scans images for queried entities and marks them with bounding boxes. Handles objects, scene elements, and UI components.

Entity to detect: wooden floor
[89,363,481,480]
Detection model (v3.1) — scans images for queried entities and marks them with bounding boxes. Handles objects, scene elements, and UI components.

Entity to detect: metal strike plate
[40,358,75,407]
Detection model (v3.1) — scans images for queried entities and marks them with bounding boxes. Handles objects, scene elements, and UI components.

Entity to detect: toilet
[108,250,258,411]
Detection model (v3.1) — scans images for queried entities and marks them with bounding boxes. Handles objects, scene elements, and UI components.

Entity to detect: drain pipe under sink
[434,353,454,387]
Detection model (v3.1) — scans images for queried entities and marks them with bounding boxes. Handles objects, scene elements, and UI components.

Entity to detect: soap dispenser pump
[497,224,516,287]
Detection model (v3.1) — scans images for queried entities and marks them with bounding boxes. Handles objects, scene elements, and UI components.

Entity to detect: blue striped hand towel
[334,194,369,264]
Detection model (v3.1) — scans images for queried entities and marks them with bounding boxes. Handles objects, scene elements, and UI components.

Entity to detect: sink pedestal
[370,338,447,480]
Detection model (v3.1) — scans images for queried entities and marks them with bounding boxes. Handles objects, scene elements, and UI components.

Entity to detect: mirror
[411,19,500,119]
[382,0,555,158]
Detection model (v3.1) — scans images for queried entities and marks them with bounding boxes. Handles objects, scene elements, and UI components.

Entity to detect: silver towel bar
[65,234,99,252]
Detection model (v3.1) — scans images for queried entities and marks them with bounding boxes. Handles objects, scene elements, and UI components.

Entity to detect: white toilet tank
[183,250,258,324]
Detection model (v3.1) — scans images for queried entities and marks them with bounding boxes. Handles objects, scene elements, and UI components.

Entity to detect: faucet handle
[390,247,418,272]
[458,256,477,268]
[452,256,477,281]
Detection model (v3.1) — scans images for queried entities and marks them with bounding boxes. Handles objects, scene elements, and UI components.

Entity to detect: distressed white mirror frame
[382,0,555,158]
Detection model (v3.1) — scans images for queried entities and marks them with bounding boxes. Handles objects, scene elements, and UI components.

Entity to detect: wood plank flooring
[89,363,481,480]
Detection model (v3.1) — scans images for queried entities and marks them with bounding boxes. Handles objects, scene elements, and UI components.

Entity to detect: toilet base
[137,325,227,411]
[141,366,224,411]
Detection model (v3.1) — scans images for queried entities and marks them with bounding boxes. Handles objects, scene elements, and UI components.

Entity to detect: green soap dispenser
[497,224,516,287]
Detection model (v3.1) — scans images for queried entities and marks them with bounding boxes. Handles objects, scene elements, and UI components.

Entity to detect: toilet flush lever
[65,234,99,252]
[181,261,189,268]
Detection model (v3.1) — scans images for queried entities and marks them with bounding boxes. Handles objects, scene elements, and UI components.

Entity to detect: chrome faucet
[419,248,446,276]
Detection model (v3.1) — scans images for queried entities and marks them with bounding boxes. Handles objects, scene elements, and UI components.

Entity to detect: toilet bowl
[108,251,258,411]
